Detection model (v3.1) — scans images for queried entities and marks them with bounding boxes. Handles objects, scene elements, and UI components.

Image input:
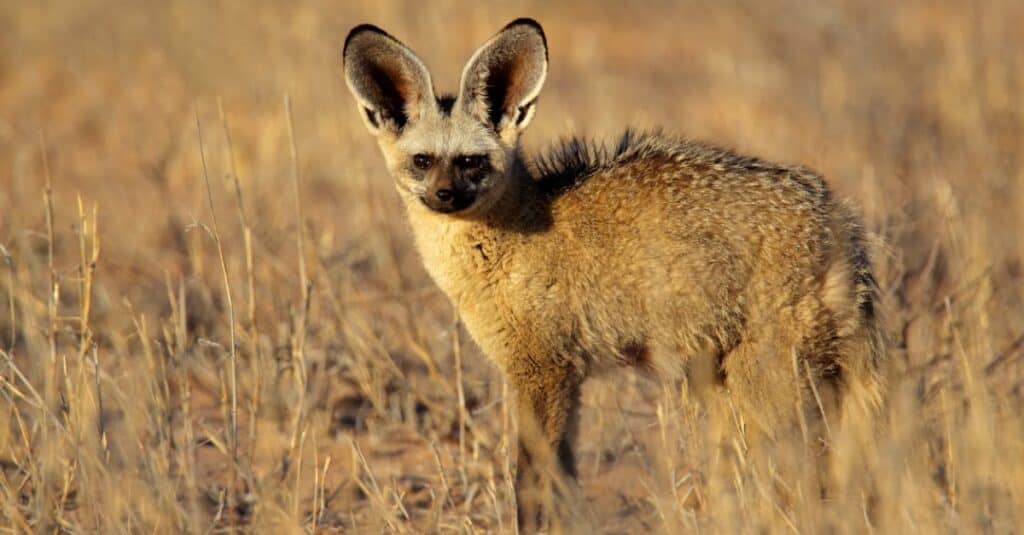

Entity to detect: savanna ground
[2,1,1023,533]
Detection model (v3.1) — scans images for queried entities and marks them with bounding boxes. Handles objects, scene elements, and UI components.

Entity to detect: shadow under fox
[342,18,884,531]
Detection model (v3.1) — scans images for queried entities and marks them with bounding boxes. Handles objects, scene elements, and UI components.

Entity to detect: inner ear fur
[343,24,435,135]
[458,18,548,136]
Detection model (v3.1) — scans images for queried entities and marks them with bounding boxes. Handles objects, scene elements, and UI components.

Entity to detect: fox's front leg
[508,360,583,533]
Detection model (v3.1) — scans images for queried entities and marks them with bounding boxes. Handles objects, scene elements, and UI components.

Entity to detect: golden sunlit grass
[2,1,1023,532]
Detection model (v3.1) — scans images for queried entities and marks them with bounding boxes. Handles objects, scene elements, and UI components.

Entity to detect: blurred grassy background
[1,1,1023,532]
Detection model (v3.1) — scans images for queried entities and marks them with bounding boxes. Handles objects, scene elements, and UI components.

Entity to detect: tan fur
[343,20,885,532]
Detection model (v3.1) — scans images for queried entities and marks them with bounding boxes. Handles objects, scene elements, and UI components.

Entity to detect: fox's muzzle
[421,180,477,213]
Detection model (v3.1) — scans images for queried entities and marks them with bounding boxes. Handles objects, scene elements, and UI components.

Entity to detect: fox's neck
[480,154,541,227]
[405,151,543,300]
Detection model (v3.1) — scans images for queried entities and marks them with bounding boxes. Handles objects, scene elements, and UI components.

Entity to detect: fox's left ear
[458,18,548,142]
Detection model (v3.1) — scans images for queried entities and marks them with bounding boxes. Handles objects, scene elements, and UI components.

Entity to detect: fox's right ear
[343,25,435,136]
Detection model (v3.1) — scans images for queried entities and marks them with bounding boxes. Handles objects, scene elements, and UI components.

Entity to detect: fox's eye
[413,154,434,170]
[454,155,486,170]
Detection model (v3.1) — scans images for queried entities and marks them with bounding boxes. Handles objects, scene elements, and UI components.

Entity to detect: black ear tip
[344,23,392,56]
[504,17,545,38]
[503,18,547,60]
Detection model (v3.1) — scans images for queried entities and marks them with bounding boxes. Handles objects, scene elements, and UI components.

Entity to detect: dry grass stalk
[195,110,241,529]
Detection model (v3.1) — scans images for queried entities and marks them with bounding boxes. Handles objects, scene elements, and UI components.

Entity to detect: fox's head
[343,19,547,216]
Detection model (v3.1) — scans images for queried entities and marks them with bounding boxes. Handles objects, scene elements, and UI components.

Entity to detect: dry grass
[2,1,1023,533]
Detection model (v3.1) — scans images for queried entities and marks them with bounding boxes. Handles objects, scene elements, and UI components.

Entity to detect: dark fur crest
[531,129,788,195]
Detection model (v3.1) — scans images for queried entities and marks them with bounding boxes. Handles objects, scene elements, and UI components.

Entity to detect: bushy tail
[841,209,887,421]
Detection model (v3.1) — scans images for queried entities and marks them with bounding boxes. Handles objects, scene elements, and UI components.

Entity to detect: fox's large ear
[458,18,547,142]
[343,24,436,136]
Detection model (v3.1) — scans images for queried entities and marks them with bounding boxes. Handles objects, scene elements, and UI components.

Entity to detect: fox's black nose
[422,185,474,213]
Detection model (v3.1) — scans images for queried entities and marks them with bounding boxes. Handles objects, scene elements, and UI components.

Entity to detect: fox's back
[490,133,868,377]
